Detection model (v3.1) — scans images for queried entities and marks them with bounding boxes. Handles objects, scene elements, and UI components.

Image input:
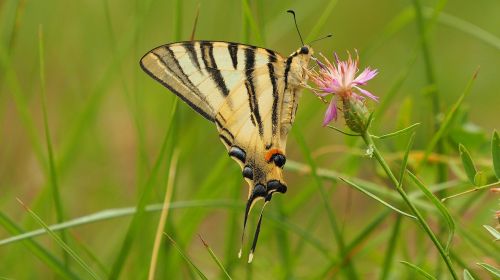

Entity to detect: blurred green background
[1,0,499,279]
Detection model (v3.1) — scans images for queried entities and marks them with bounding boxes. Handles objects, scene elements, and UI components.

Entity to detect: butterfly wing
[141,41,289,192]
[141,40,312,261]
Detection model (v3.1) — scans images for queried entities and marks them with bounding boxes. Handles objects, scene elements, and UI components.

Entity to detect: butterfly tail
[247,199,270,263]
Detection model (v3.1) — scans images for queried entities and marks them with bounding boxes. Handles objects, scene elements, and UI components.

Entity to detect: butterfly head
[286,45,314,87]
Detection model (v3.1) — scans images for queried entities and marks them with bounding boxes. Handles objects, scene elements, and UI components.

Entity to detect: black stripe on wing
[139,54,214,122]
[268,62,278,136]
[245,47,264,136]
[184,43,202,71]
[215,115,235,141]
[228,43,239,69]
[200,41,230,97]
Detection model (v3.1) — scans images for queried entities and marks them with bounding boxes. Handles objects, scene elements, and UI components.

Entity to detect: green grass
[1,0,500,279]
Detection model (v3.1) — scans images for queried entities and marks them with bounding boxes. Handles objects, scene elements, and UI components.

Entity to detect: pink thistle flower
[309,51,378,126]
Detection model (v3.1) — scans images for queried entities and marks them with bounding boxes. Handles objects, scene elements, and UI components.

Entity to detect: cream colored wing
[141,40,313,261]
[141,41,289,189]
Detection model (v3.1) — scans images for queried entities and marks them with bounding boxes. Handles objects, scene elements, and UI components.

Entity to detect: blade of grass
[26,0,157,232]
[399,133,415,184]
[458,144,477,184]
[458,226,498,259]
[400,261,436,280]
[286,160,437,212]
[1,198,337,279]
[0,0,21,52]
[0,38,46,173]
[0,200,240,246]
[0,212,80,280]
[241,0,263,45]
[292,127,359,279]
[304,0,338,43]
[482,225,500,240]
[291,185,334,258]
[109,99,178,279]
[379,216,402,280]
[372,123,420,140]
[223,178,242,274]
[165,233,208,280]
[1,199,334,266]
[417,68,479,170]
[38,24,69,266]
[362,6,415,59]
[450,252,481,280]
[148,150,179,280]
[476,263,500,278]
[406,171,455,252]
[319,211,389,278]
[174,155,231,243]
[266,212,332,259]
[101,0,151,180]
[463,269,475,280]
[412,0,448,186]
[273,200,292,278]
[198,235,232,280]
[173,0,183,41]
[492,130,500,179]
[339,177,416,219]
[17,199,99,279]
[412,0,440,119]
[425,8,500,51]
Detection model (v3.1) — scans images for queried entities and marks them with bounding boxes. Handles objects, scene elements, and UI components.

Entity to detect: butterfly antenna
[248,200,269,263]
[287,10,304,46]
[308,34,333,45]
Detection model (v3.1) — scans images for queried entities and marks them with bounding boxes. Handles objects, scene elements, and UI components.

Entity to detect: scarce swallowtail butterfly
[140,11,321,263]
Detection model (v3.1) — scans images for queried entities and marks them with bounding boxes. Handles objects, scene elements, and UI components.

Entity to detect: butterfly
[140,12,315,263]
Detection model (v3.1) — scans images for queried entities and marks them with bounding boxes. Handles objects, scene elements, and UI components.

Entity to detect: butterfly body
[140,40,312,259]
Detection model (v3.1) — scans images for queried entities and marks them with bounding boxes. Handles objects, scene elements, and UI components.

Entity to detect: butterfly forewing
[141,40,311,197]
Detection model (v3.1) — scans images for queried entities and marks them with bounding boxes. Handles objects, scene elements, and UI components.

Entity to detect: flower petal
[322,97,338,126]
[354,68,378,85]
[354,86,379,102]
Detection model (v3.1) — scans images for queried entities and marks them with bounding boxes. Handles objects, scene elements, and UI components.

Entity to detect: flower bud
[342,97,369,133]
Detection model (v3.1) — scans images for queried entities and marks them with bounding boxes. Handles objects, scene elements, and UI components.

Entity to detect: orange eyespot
[265,149,286,167]
[265,149,282,162]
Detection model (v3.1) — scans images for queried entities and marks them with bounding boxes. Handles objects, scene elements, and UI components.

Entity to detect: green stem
[441,181,500,202]
[361,131,458,280]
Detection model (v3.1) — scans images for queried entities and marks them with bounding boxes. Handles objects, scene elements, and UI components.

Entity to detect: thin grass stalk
[318,210,389,278]
[108,99,178,279]
[223,177,242,275]
[17,199,100,279]
[38,25,69,266]
[274,200,292,278]
[148,151,179,280]
[412,0,449,200]
[198,235,232,280]
[0,213,80,280]
[379,215,402,280]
